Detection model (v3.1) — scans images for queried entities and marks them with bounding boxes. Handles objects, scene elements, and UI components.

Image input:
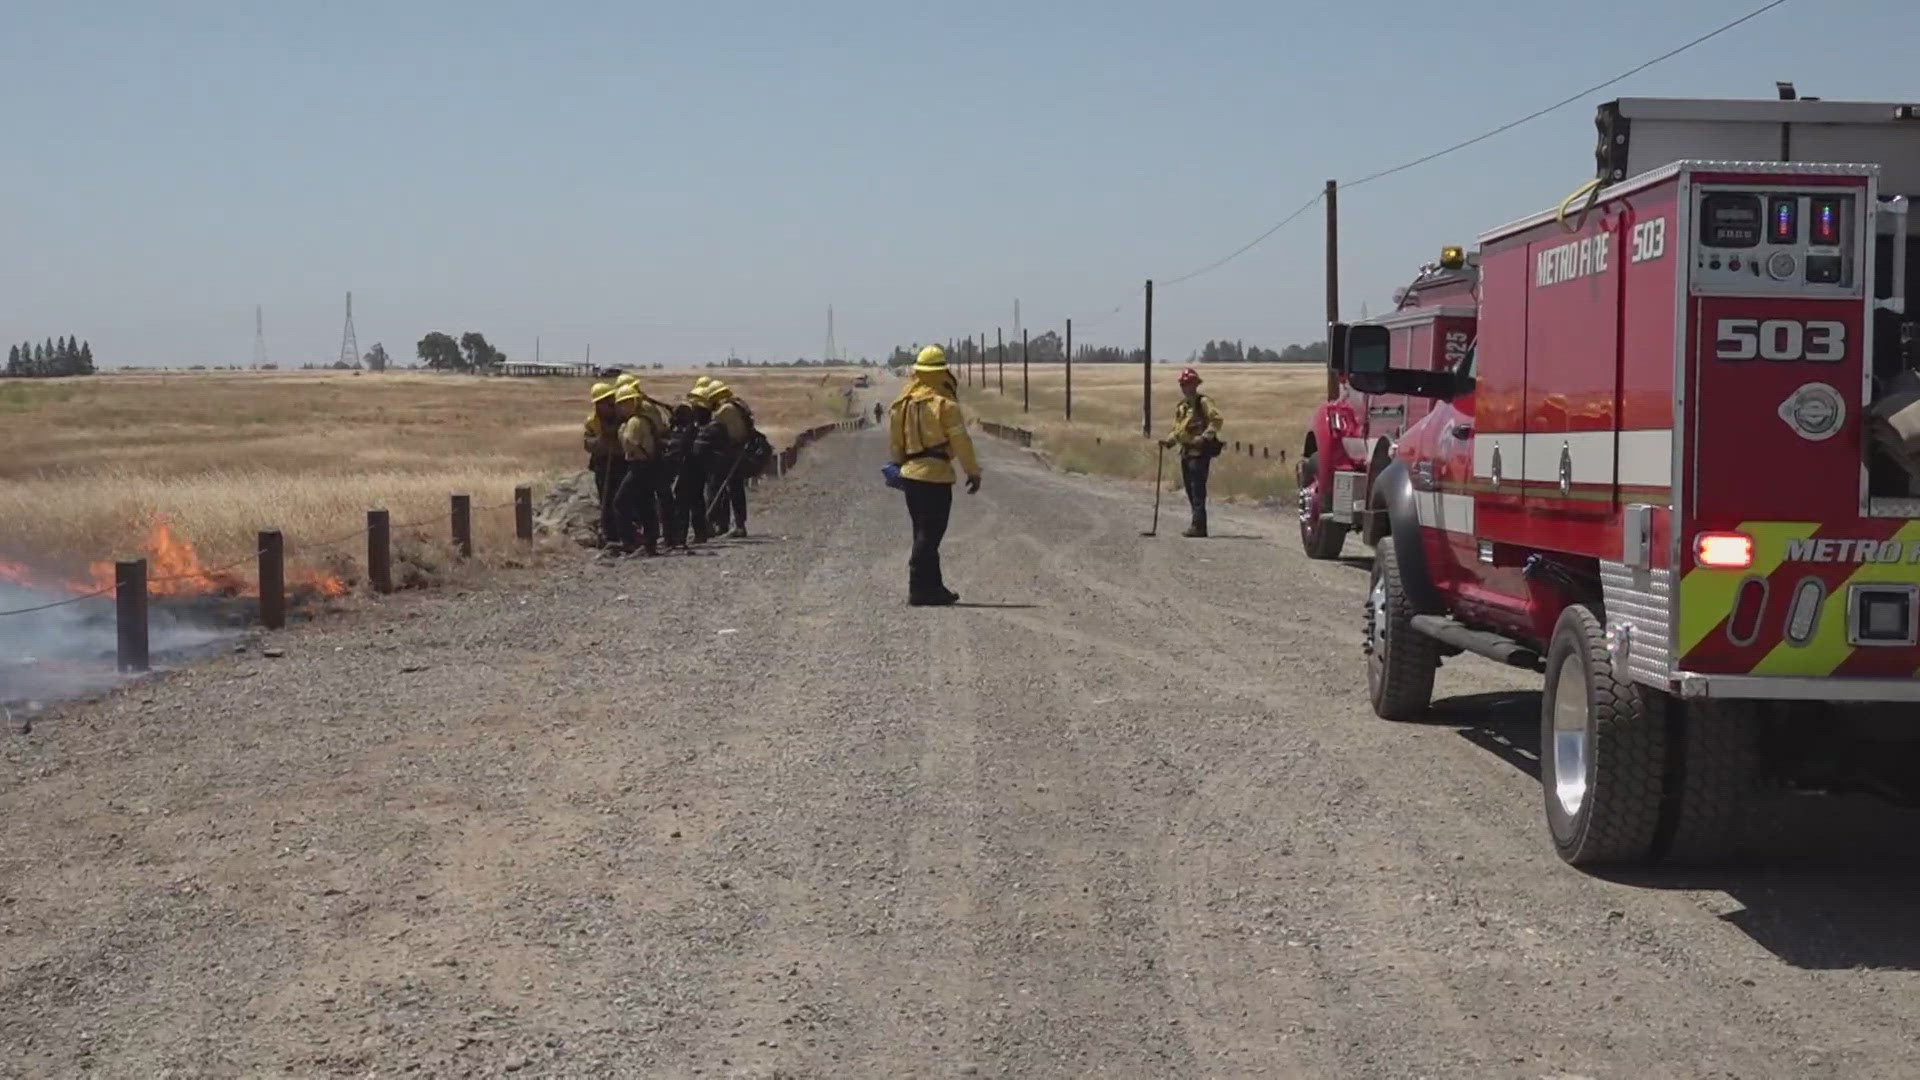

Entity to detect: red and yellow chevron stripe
[1677,520,1920,678]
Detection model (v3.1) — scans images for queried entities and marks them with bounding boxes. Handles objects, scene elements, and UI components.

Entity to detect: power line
[1153,0,1791,288]
[1344,0,1790,190]
[1160,193,1323,287]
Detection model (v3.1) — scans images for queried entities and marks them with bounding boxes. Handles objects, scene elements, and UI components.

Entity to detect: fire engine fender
[1371,461,1445,614]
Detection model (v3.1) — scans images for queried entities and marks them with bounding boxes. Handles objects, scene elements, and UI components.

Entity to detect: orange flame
[73,522,350,600]
[0,556,36,588]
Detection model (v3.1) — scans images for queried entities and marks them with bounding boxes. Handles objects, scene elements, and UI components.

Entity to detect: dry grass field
[0,368,862,590]
[962,362,1327,503]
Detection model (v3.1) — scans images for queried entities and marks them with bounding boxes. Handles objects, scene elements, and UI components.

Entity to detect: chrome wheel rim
[1551,653,1591,819]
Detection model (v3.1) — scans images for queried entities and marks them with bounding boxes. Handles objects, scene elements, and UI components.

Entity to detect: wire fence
[0,419,867,623]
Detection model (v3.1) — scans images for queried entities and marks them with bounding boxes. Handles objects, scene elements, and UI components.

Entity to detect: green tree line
[5,337,95,377]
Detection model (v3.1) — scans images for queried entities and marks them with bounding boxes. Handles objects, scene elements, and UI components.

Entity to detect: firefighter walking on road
[888,345,981,606]
[1160,367,1224,538]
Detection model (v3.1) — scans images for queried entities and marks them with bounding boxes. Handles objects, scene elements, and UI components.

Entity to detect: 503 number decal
[1714,318,1846,362]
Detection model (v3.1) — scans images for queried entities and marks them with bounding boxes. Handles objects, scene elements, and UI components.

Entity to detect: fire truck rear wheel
[1661,699,1761,864]
[1366,538,1437,721]
[1540,605,1665,867]
[1297,454,1348,560]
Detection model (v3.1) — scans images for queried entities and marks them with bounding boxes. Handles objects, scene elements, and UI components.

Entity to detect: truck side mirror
[1343,324,1391,378]
[1346,325,1469,399]
[1328,323,1351,374]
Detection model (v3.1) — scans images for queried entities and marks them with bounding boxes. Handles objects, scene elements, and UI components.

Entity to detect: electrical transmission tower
[338,291,359,368]
[253,305,267,368]
[825,305,838,364]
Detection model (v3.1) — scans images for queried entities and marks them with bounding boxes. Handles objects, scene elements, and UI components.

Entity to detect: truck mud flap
[1373,461,1446,614]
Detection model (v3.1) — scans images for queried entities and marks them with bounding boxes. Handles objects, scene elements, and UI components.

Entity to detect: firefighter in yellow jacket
[583,381,623,549]
[1159,367,1224,536]
[610,383,669,556]
[888,345,981,606]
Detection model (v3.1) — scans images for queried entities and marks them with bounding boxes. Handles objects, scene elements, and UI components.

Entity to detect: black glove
[965,475,981,494]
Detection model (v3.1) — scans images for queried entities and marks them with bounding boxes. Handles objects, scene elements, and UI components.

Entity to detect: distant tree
[5,344,18,377]
[78,341,94,374]
[363,342,389,372]
[458,331,504,369]
[417,332,464,370]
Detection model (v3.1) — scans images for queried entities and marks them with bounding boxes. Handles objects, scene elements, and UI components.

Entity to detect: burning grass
[0,367,864,598]
[962,363,1326,503]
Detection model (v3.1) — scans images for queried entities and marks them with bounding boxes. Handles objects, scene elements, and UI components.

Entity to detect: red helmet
[1177,367,1201,385]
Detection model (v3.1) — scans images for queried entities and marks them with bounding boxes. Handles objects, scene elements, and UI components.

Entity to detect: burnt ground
[5,429,1920,1079]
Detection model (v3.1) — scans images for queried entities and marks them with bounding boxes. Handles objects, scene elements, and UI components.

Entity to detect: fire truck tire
[1540,604,1665,867]
[1297,455,1348,560]
[1660,700,1761,863]
[1366,538,1437,721]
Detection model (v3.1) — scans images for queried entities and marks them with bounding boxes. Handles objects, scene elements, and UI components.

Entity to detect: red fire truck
[1296,253,1480,559]
[1343,93,1920,866]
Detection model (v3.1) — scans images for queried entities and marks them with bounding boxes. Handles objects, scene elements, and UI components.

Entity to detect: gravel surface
[6,428,1920,1079]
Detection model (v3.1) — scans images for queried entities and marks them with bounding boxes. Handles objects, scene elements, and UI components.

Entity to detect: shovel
[1143,442,1166,537]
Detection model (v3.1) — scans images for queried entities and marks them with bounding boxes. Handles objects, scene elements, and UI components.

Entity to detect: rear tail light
[1695,531,1755,569]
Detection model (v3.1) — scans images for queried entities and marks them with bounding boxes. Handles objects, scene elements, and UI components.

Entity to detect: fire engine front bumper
[1674,673,1920,702]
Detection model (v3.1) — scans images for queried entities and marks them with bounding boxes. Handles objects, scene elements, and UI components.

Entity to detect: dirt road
[6,429,1920,1079]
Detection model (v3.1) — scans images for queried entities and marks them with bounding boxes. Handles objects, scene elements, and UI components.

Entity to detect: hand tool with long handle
[1143,442,1166,537]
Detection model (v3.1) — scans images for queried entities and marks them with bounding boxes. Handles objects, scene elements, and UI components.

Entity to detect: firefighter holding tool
[1160,367,1224,537]
[888,345,981,606]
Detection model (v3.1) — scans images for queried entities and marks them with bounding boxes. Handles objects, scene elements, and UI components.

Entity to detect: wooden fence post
[258,530,285,630]
[514,486,534,542]
[451,494,472,559]
[115,559,148,673]
[368,509,391,594]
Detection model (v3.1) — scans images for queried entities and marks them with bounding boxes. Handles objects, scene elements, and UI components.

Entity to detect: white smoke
[0,581,238,711]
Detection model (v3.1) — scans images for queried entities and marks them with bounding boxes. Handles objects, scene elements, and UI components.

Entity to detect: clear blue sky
[1,0,1911,368]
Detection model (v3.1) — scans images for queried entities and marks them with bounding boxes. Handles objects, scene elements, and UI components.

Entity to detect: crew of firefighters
[581,354,1221,601]
[583,372,768,558]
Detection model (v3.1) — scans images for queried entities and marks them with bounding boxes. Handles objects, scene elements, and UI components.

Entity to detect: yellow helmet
[687,386,712,406]
[693,375,713,390]
[707,381,734,404]
[913,345,947,373]
[614,372,639,389]
[614,384,642,405]
[590,381,617,403]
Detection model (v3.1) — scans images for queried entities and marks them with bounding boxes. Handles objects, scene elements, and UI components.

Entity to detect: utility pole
[1065,318,1073,421]
[1142,280,1154,438]
[997,328,1004,393]
[1324,179,1340,401]
[253,305,266,369]
[1021,328,1029,412]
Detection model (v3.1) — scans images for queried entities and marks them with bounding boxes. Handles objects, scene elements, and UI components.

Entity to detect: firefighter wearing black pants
[663,388,711,548]
[702,381,755,538]
[610,383,668,556]
[889,346,981,606]
[583,381,624,550]
[1160,367,1224,538]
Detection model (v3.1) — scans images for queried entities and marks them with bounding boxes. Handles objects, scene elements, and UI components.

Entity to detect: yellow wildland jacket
[618,401,669,463]
[1168,393,1224,450]
[584,412,621,458]
[889,380,980,485]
